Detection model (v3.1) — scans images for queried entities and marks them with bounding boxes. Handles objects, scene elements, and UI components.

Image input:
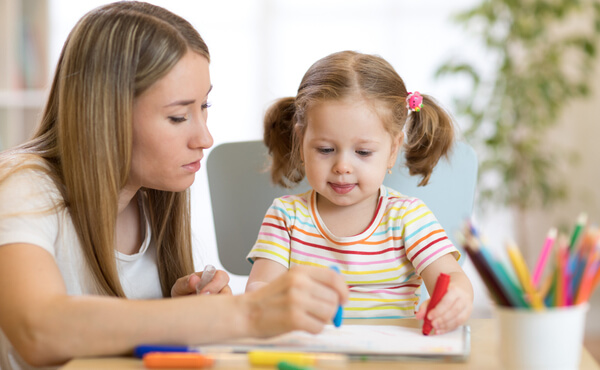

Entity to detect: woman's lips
[182,160,201,173]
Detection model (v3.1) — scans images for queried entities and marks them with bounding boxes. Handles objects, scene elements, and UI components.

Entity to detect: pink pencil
[533,228,557,289]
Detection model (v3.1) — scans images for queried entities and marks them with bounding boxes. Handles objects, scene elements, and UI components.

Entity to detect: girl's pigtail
[263,97,304,188]
[404,94,455,186]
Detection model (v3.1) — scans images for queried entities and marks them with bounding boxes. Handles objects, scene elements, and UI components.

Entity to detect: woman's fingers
[197,270,231,295]
[245,266,349,338]
[170,269,231,297]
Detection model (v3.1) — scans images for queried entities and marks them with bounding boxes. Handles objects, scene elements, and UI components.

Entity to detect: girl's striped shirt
[246,185,460,319]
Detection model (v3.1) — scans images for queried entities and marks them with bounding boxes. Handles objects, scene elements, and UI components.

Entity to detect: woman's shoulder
[0,154,61,201]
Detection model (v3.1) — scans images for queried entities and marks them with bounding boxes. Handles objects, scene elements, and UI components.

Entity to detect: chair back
[207,140,478,276]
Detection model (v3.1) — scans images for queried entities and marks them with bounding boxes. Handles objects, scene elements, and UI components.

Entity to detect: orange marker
[143,352,215,368]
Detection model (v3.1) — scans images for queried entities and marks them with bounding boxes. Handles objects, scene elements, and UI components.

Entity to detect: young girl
[246,50,473,335]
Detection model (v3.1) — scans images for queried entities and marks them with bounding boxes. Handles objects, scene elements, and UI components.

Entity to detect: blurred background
[1,0,599,359]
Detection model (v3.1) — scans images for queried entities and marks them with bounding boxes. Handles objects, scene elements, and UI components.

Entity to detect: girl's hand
[414,282,473,335]
[243,265,349,337]
[171,269,232,297]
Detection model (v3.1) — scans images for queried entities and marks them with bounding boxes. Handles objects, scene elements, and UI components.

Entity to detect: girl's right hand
[243,265,349,337]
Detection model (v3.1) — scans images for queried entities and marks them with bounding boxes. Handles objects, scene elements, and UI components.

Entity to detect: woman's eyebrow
[164,99,195,107]
[163,85,213,108]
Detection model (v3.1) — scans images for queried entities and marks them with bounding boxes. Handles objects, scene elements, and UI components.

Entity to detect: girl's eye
[202,102,212,109]
[356,150,372,156]
[317,148,334,154]
[168,116,188,123]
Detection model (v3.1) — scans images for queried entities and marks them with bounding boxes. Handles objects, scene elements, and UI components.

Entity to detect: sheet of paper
[199,325,470,359]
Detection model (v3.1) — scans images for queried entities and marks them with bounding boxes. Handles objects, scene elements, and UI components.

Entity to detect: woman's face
[129,51,213,192]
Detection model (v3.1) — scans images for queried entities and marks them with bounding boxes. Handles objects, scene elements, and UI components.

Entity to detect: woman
[0,2,348,369]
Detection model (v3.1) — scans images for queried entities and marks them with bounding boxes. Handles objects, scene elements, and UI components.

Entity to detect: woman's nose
[189,116,213,150]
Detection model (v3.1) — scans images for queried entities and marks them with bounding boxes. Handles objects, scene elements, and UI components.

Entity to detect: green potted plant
[436,0,600,243]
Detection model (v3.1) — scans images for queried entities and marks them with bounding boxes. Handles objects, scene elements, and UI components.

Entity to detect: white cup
[495,304,589,370]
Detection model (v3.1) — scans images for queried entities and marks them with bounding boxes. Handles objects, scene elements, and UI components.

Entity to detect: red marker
[422,273,450,335]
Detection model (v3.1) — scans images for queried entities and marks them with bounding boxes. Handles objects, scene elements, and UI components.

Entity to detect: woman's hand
[171,268,232,297]
[242,265,349,338]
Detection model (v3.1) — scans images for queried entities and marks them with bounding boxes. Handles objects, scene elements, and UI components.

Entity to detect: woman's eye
[168,116,188,123]
[201,102,212,109]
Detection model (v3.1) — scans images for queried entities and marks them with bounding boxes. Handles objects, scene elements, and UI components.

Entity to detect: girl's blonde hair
[264,50,454,188]
[0,1,209,297]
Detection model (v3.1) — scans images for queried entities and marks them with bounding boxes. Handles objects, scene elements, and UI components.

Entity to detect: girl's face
[302,96,401,212]
[129,51,213,192]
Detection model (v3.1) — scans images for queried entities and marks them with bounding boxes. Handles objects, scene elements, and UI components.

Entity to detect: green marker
[277,361,314,370]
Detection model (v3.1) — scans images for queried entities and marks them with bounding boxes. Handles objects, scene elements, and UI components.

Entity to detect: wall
[45,0,599,328]
[521,55,600,336]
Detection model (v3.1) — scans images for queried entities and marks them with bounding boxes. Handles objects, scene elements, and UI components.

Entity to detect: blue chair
[207,140,478,277]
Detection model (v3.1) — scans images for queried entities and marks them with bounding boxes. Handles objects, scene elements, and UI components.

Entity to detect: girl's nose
[333,156,352,174]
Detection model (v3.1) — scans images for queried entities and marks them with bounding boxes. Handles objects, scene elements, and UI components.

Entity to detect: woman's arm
[0,244,348,367]
[414,254,474,334]
[245,257,288,292]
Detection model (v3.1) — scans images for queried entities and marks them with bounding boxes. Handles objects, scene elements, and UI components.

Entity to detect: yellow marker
[248,351,347,367]
[506,240,545,310]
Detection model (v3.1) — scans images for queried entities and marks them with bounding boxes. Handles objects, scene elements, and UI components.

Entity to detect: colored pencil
[462,238,511,306]
[506,240,545,310]
[479,247,528,307]
[460,217,600,310]
[575,243,600,304]
[569,213,587,252]
[532,228,556,288]
[555,242,568,307]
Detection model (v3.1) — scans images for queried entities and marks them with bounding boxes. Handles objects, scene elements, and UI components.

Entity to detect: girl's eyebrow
[163,85,213,108]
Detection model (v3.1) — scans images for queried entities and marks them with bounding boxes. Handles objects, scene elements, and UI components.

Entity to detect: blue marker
[330,266,343,327]
[134,344,198,358]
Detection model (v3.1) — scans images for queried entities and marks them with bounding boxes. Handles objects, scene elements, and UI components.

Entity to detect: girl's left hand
[171,269,232,297]
[414,283,472,335]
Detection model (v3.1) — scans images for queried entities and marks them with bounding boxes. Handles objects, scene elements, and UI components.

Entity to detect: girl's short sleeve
[246,197,292,268]
[402,198,460,275]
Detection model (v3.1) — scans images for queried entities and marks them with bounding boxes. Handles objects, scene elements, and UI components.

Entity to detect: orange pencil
[587,257,600,301]
[143,352,215,369]
[575,244,600,304]
[555,243,568,307]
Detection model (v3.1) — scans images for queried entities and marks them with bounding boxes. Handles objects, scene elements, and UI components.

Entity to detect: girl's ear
[388,132,404,168]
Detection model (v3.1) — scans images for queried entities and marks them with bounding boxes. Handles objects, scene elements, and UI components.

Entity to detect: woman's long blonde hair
[1,1,209,297]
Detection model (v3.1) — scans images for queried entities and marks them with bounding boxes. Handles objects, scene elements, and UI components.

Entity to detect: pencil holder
[495,303,589,370]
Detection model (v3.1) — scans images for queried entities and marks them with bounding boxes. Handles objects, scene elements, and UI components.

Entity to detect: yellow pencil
[506,240,545,310]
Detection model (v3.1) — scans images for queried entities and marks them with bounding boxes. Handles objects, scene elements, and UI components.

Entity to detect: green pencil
[569,213,587,251]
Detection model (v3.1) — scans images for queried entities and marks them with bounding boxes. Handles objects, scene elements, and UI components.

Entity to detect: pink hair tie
[406,91,423,112]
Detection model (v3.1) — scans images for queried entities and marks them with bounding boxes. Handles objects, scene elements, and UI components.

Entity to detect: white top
[0,160,161,369]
